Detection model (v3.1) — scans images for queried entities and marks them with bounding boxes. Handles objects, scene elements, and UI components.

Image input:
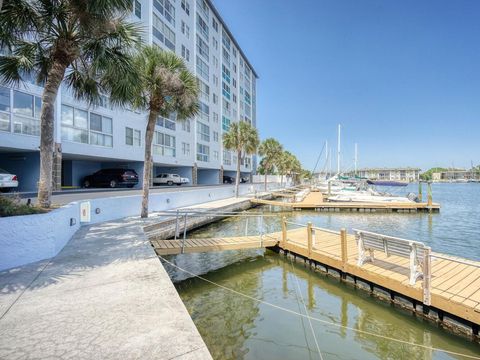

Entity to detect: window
[212,18,218,32]
[222,64,230,83]
[196,13,209,39]
[245,90,251,105]
[233,63,237,73]
[232,78,237,88]
[126,127,141,146]
[196,143,209,162]
[182,119,191,132]
[153,13,175,51]
[213,150,219,160]
[213,93,218,104]
[12,91,41,136]
[198,101,209,121]
[222,116,230,131]
[232,47,237,58]
[153,0,175,26]
[222,47,230,65]
[196,34,209,60]
[233,94,237,103]
[212,74,219,86]
[198,79,209,102]
[154,131,176,157]
[222,30,231,50]
[181,0,190,15]
[182,142,190,156]
[197,121,210,141]
[134,0,141,18]
[222,98,231,117]
[212,37,218,50]
[222,82,231,100]
[89,113,113,147]
[213,112,219,124]
[213,131,218,142]
[196,56,209,81]
[213,56,219,69]
[197,0,209,20]
[181,45,190,62]
[181,21,190,39]
[156,113,176,130]
[223,150,231,165]
[0,87,10,132]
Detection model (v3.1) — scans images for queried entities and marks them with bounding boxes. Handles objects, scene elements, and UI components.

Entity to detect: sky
[214,0,480,171]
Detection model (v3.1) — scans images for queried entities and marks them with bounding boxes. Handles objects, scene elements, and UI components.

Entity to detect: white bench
[354,229,429,285]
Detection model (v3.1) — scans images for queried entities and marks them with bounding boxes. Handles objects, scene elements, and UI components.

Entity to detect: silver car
[153,173,189,186]
[0,168,19,192]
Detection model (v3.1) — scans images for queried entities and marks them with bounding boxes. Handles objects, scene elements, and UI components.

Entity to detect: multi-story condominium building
[0,0,258,191]
[354,168,421,182]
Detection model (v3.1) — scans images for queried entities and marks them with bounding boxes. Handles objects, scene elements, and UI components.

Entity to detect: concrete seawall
[0,183,280,271]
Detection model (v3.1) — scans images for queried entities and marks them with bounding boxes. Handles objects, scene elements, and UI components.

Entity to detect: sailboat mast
[337,124,341,175]
[354,143,358,176]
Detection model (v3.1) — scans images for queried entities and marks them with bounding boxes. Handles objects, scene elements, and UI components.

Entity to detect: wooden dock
[252,191,441,213]
[152,219,479,337]
[151,235,278,255]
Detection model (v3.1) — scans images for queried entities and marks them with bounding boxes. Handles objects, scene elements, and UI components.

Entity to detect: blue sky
[214,0,480,171]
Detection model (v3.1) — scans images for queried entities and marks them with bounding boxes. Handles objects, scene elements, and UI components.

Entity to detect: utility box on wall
[80,202,91,223]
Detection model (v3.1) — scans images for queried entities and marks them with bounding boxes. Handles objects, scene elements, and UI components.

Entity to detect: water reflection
[172,184,480,359]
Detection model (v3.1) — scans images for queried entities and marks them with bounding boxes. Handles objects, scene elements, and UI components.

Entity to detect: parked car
[83,168,139,188]
[0,168,18,192]
[240,177,249,183]
[223,175,235,184]
[153,173,189,186]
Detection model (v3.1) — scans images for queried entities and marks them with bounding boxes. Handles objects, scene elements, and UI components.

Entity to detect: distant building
[354,168,421,182]
[432,169,479,181]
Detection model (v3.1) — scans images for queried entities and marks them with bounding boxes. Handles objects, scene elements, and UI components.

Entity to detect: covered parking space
[0,148,39,192]
[197,168,220,185]
[61,154,144,189]
[152,165,193,186]
[222,170,252,184]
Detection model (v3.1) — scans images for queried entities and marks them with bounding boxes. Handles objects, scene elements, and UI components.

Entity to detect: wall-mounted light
[95,208,101,214]
[70,218,76,226]
[166,198,170,203]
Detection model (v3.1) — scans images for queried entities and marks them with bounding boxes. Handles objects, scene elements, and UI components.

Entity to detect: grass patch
[0,195,48,217]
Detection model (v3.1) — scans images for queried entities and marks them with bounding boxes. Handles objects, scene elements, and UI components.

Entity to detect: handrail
[430,253,480,268]
[353,228,426,247]
[311,226,341,235]
[284,220,308,227]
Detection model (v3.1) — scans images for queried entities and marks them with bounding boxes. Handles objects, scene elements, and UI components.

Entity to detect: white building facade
[0,0,258,191]
[355,168,420,182]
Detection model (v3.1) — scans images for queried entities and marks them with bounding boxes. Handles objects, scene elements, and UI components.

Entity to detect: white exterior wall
[0,0,258,188]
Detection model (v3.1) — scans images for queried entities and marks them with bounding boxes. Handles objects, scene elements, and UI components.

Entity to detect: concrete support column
[192,163,198,185]
[52,143,62,191]
[219,166,224,184]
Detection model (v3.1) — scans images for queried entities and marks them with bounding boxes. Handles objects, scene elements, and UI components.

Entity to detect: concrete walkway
[0,218,212,359]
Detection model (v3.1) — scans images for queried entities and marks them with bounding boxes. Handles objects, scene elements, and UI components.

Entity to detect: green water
[169,184,480,359]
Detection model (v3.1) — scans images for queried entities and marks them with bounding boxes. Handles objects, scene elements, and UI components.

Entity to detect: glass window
[102,117,112,134]
[34,97,42,119]
[61,105,74,126]
[0,87,10,112]
[75,109,88,129]
[134,0,141,18]
[0,112,10,132]
[90,113,102,132]
[13,91,33,117]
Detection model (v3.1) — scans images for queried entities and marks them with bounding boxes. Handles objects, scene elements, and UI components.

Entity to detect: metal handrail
[430,253,480,268]
[353,228,426,247]
[311,226,341,235]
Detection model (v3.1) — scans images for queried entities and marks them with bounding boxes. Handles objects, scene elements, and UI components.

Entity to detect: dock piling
[281,216,287,248]
[307,222,313,258]
[340,228,348,267]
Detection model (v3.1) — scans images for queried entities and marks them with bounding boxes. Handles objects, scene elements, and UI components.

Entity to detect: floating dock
[151,219,479,338]
[252,191,441,213]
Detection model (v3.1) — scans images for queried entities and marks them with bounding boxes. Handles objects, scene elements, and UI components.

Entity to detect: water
[168,183,480,359]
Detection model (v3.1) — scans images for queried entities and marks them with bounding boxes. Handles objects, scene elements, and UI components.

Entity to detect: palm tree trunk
[235,149,241,197]
[37,61,68,208]
[141,110,158,218]
[280,174,284,187]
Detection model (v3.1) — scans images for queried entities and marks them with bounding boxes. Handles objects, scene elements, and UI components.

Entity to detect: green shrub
[0,196,47,217]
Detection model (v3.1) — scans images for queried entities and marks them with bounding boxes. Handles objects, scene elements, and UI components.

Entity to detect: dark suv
[223,175,235,184]
[83,168,139,188]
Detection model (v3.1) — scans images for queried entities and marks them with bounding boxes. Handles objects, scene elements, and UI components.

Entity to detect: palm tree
[114,46,198,218]
[0,1,141,208]
[277,151,295,186]
[258,138,283,191]
[223,121,259,197]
